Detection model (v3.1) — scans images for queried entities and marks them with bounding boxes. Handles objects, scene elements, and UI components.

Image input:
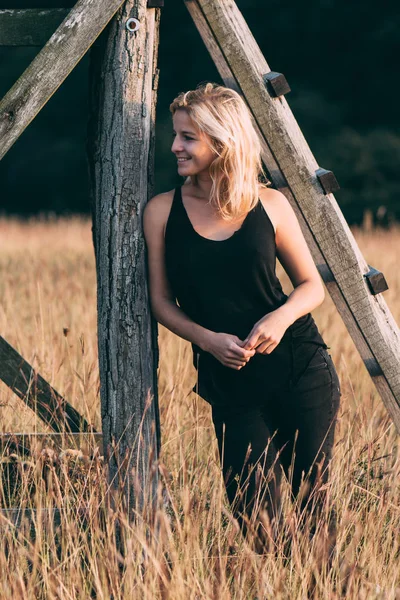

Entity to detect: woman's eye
[172,134,193,140]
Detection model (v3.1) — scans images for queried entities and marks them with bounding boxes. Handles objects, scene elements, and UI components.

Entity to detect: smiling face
[171,109,216,177]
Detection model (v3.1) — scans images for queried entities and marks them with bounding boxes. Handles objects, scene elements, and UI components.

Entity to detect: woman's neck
[185,175,213,201]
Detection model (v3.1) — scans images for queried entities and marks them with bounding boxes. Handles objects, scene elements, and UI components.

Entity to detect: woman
[143,82,341,557]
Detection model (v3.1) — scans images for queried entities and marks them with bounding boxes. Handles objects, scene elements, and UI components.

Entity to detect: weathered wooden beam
[0,9,69,46]
[0,336,96,433]
[0,0,130,160]
[87,0,161,521]
[184,0,400,433]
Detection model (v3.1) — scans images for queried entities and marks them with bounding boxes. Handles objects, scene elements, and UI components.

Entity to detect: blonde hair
[169,82,270,221]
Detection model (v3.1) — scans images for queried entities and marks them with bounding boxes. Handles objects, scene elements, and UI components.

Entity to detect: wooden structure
[0,0,399,527]
[183,0,400,432]
[0,336,95,434]
[0,0,162,524]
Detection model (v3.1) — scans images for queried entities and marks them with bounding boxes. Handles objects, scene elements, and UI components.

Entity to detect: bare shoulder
[143,189,177,308]
[144,188,175,220]
[257,185,290,235]
[143,189,175,239]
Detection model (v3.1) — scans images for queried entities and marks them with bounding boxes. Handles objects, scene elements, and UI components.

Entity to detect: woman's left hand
[239,309,291,355]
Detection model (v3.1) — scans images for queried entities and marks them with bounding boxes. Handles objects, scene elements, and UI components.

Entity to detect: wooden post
[0,0,163,533]
[87,0,162,520]
[184,0,400,433]
[0,0,129,441]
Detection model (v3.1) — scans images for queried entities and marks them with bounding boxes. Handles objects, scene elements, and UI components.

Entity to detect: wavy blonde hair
[169,82,270,221]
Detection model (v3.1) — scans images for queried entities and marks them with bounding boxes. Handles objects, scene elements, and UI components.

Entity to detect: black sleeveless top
[165,185,327,384]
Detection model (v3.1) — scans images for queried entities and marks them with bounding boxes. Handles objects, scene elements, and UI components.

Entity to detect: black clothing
[211,346,341,553]
[164,184,341,551]
[165,184,328,407]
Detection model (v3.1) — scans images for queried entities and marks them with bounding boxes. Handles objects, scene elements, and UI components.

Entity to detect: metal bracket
[316,167,340,194]
[364,265,389,295]
[263,71,291,97]
[147,0,164,6]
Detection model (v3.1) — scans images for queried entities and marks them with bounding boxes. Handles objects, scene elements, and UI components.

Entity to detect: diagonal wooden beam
[0,336,96,433]
[184,0,400,433]
[0,0,128,160]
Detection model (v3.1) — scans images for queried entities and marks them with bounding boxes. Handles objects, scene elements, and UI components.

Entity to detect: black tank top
[165,185,327,376]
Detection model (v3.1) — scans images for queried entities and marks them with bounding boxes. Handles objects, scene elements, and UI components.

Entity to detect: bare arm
[153,299,214,352]
[241,190,325,354]
[268,189,325,327]
[143,192,214,352]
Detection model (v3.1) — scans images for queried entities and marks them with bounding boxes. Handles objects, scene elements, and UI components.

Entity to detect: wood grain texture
[185,0,400,432]
[87,0,161,518]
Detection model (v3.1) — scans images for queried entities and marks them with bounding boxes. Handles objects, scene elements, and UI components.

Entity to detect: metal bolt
[126,17,140,32]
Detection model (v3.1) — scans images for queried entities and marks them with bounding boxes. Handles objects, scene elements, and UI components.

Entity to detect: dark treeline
[0,0,399,225]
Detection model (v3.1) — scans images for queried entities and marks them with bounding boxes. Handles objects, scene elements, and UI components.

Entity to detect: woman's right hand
[205,332,256,370]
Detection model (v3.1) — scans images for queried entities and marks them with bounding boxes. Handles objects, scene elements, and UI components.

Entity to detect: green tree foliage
[0,0,399,224]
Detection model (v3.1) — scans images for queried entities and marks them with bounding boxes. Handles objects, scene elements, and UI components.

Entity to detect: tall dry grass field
[0,215,399,599]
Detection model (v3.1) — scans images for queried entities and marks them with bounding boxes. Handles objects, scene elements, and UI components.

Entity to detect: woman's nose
[171,137,183,153]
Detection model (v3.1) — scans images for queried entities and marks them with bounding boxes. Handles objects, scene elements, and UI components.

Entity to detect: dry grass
[0,215,399,599]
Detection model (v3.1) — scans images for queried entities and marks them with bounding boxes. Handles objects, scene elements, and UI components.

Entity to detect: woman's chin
[178,166,196,175]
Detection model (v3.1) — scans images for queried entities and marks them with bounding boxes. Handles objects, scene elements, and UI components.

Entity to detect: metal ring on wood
[126,18,140,32]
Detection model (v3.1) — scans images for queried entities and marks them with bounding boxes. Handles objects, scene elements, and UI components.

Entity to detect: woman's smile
[172,109,216,175]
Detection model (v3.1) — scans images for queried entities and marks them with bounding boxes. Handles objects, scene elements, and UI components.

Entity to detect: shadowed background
[0,0,399,225]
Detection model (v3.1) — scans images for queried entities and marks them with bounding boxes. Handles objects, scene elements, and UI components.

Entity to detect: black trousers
[199,341,341,552]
